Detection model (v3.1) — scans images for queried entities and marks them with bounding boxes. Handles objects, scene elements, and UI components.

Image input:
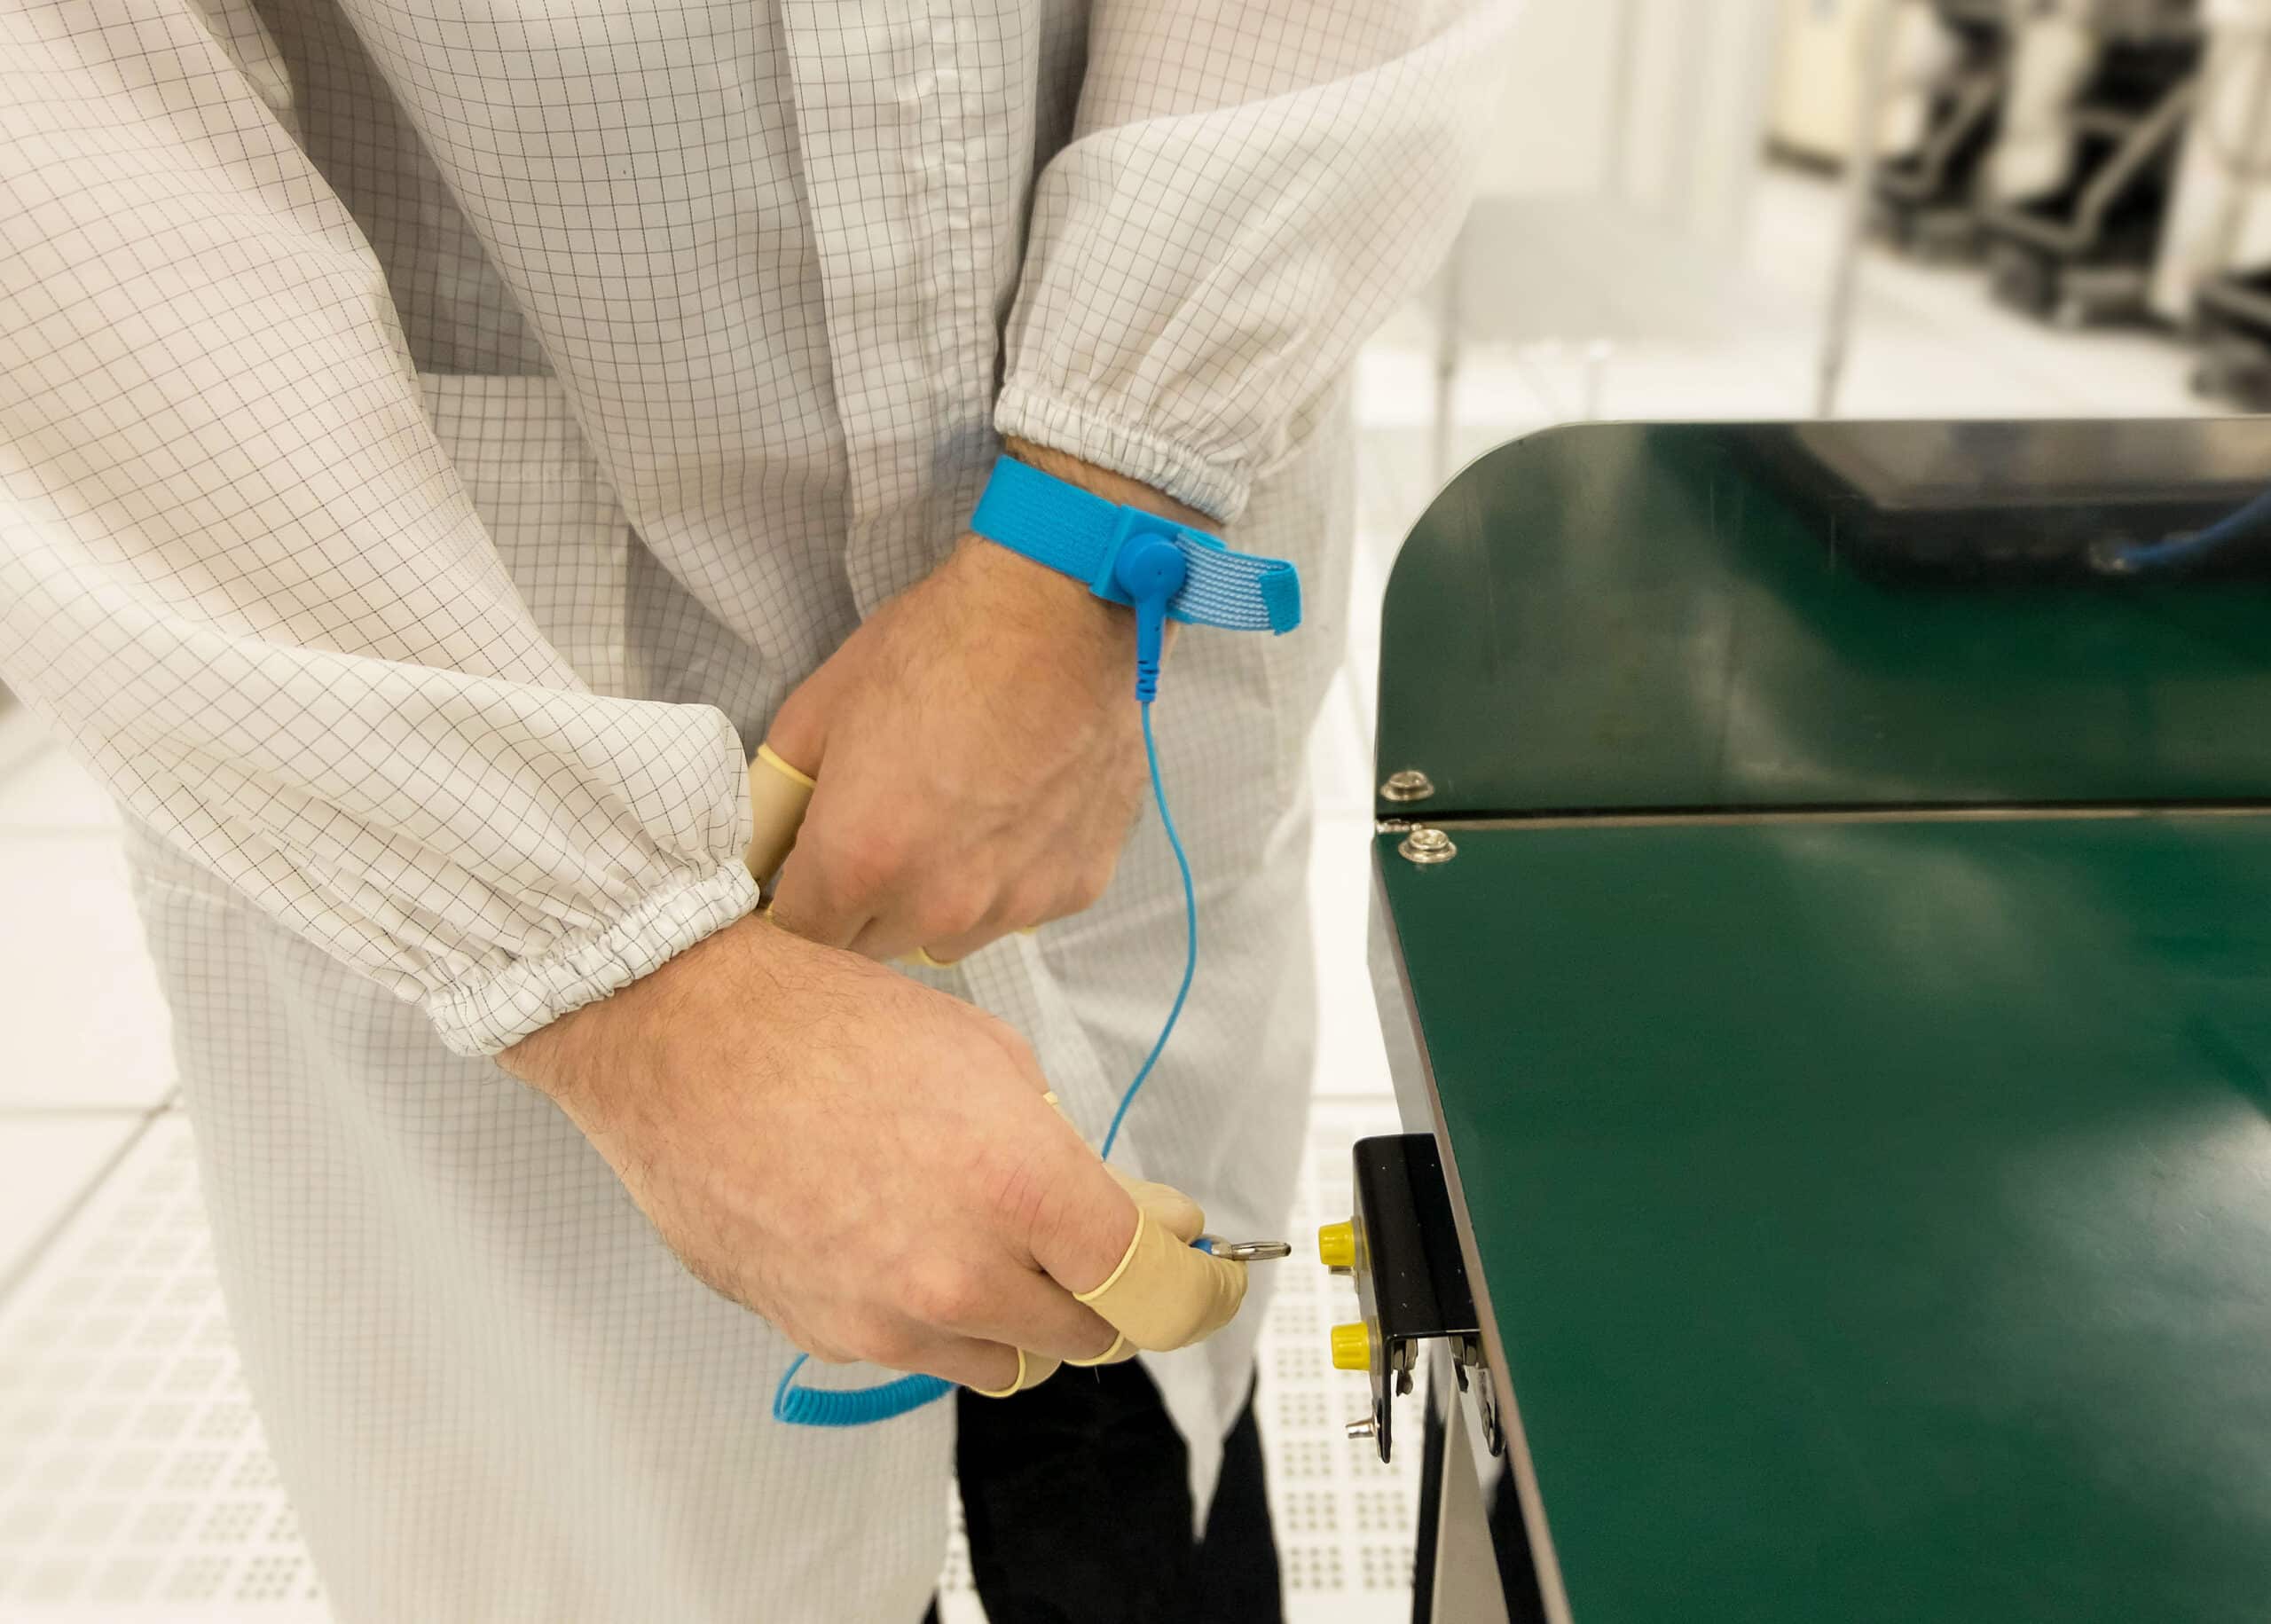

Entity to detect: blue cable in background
[2100,483,2271,573]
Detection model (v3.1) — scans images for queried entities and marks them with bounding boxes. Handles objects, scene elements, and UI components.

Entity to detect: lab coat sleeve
[0,0,756,1058]
[996,0,1520,521]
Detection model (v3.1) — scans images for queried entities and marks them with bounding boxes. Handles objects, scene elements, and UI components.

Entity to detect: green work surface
[1379,422,2271,819]
[1378,813,2271,1621]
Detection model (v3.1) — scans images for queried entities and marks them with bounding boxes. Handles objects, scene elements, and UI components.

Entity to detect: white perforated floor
[0,1102,1417,1622]
[1243,1102,1425,1620]
[0,1116,325,1620]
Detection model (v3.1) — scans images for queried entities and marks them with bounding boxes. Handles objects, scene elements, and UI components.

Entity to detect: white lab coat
[0,0,1512,1616]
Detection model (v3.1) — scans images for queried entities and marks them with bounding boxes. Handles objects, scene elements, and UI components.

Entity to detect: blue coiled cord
[770,1363,947,1426]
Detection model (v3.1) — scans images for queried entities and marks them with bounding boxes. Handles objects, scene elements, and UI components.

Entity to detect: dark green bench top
[1372,420,2271,1620]
[1378,420,2271,819]
[1379,813,2271,1622]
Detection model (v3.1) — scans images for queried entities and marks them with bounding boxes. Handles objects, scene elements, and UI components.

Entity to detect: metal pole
[1433,234,1464,489]
[1819,0,1903,418]
[1604,0,1642,202]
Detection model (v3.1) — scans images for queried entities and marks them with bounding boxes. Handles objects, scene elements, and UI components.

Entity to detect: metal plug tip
[1194,1236,1293,1261]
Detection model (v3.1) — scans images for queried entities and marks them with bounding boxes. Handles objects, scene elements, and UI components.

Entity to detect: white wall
[1473,3,1623,194]
[1476,0,1779,244]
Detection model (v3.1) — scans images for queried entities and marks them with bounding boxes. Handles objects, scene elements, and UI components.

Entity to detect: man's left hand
[766,451,1199,962]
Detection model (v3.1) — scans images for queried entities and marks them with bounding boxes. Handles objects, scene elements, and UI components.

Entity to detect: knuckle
[917,879,993,943]
[977,1140,1057,1245]
[906,1260,985,1330]
[822,832,901,905]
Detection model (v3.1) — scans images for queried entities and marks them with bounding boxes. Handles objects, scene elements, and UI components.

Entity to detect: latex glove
[743,743,813,887]
[1062,1168,1245,1370]
[973,1152,1247,1393]
[765,442,1205,966]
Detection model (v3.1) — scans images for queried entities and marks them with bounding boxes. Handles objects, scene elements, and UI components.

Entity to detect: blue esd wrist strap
[970,455,1302,636]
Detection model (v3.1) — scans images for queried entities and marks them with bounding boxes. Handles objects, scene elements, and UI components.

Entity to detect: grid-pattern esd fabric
[1001,0,1517,519]
[1,0,1509,1055]
[0,0,757,1057]
[123,843,955,1624]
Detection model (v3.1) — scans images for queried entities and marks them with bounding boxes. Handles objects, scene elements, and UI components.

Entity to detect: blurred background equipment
[1978,0,2204,325]
[1865,2,2009,259]
[1772,0,1945,164]
[2165,0,2271,402]
[1426,0,2250,467]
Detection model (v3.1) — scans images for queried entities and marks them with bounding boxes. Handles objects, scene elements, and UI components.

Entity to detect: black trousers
[923,1361,1282,1624]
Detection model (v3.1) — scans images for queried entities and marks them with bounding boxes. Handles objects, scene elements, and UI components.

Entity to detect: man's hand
[765,443,1209,963]
[500,914,1141,1393]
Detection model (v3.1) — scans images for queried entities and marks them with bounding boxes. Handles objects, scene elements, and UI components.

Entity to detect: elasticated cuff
[423,859,758,1057]
[994,381,1249,522]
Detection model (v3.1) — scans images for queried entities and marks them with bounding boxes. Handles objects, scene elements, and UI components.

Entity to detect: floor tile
[0,1118,328,1621]
[0,836,173,1109]
[0,1114,140,1286]
[1262,1097,1426,1623]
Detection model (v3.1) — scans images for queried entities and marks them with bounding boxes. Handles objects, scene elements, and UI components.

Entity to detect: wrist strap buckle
[971,456,1302,636]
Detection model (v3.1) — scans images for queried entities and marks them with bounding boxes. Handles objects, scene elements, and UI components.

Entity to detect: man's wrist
[499,913,782,1111]
[972,439,1199,659]
[949,528,1133,659]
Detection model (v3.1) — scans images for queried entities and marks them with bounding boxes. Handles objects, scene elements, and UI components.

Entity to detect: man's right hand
[499,914,1152,1393]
